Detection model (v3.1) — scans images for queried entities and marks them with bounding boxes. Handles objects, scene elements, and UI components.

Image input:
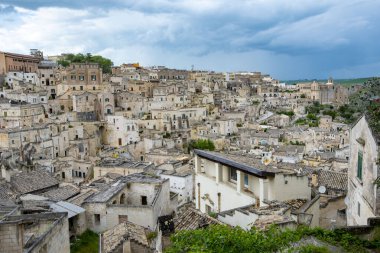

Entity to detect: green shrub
[165,225,378,253]
[71,230,98,253]
[189,139,215,151]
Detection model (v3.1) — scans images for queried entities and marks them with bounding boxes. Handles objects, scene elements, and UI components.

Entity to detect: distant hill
[282,77,374,86]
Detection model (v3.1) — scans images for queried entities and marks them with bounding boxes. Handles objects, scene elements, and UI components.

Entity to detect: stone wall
[0,223,23,253]
[0,212,70,253]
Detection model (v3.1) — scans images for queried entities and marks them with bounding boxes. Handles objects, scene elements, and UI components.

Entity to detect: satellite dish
[318,185,327,194]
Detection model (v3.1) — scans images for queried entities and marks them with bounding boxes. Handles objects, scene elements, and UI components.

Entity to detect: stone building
[194,150,311,214]
[116,91,148,118]
[101,221,155,253]
[83,173,175,232]
[158,68,189,81]
[105,115,140,147]
[36,60,58,99]
[0,51,41,75]
[347,115,380,226]
[55,63,103,93]
[0,212,70,253]
[0,99,46,128]
[93,158,154,180]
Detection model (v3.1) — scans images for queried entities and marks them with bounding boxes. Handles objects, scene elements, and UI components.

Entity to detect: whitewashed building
[194,150,311,214]
[105,115,140,147]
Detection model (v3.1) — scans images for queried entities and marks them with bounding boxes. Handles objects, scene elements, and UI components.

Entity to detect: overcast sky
[0,0,379,79]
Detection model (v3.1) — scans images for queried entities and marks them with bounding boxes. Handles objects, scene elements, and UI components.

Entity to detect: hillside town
[0,49,379,253]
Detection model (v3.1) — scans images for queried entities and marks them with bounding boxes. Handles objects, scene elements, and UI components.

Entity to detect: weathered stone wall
[347,116,379,226]
[0,223,22,253]
[29,215,70,253]
[0,213,70,253]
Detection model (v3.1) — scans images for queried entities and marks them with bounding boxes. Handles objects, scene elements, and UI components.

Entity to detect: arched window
[120,193,126,204]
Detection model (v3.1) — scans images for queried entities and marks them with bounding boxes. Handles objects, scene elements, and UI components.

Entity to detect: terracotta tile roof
[253,215,295,230]
[317,170,347,192]
[102,222,150,253]
[174,207,223,231]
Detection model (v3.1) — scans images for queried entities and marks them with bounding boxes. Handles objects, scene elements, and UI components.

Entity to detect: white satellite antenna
[318,185,327,194]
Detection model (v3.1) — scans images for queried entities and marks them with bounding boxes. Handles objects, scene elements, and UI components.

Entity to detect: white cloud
[0,0,380,79]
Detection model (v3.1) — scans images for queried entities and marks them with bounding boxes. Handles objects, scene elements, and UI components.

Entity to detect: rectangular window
[244,174,249,187]
[141,196,147,205]
[230,168,237,182]
[358,202,361,216]
[91,75,96,81]
[79,75,85,81]
[357,151,363,180]
[71,75,76,80]
[94,214,100,225]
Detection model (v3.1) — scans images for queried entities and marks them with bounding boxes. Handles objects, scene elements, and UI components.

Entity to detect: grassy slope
[71,230,99,253]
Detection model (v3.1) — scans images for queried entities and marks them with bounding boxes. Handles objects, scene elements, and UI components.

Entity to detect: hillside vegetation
[166,225,380,253]
[57,53,113,74]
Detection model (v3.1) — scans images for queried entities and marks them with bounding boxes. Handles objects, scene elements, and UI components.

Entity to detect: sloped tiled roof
[10,169,59,195]
[85,181,126,203]
[85,173,165,203]
[102,222,150,253]
[318,170,347,192]
[174,207,223,231]
[67,188,98,206]
[0,183,15,200]
[41,185,80,201]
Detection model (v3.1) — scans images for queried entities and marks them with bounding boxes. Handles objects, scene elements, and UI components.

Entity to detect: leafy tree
[189,139,215,151]
[56,53,113,73]
[306,113,317,120]
[57,59,70,67]
[306,102,322,114]
[323,110,337,120]
[277,110,295,117]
